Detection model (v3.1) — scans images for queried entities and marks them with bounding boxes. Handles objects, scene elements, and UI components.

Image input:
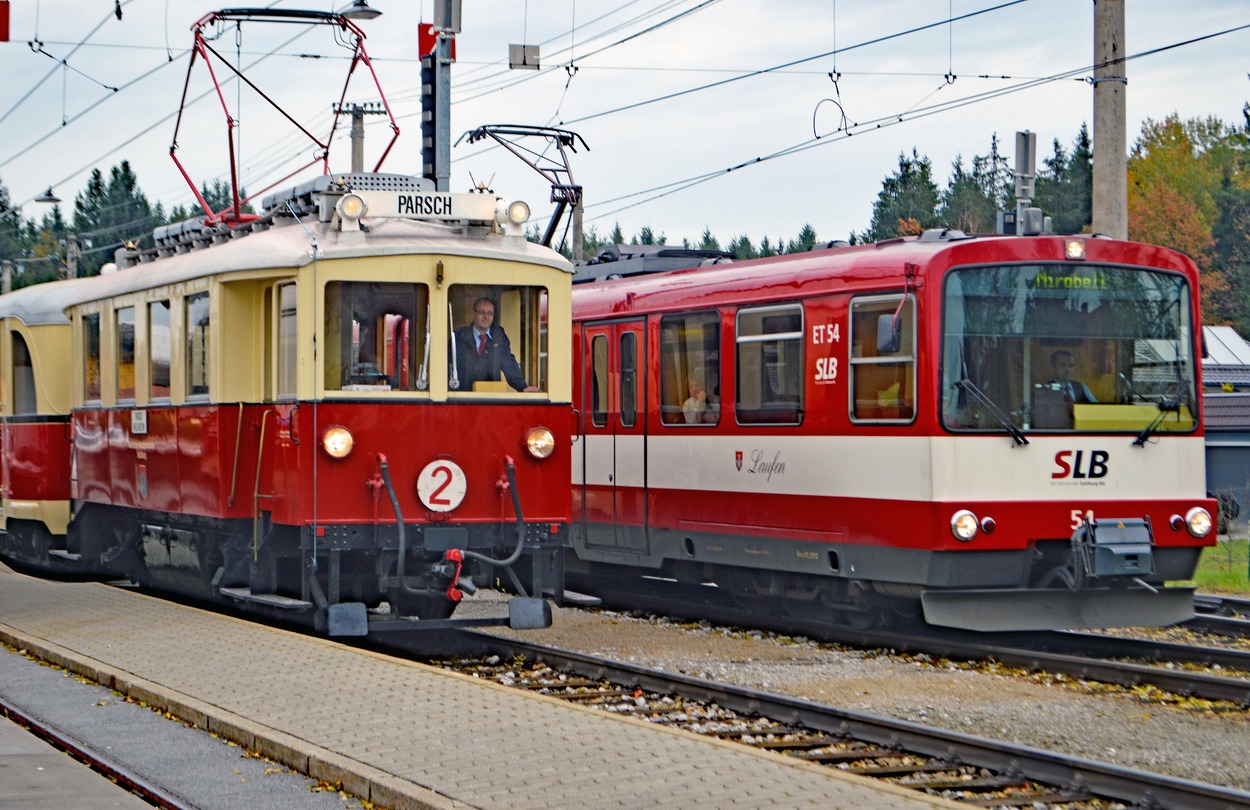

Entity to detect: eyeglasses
[474,309,494,316]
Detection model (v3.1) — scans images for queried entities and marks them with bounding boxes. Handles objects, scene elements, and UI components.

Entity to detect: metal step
[561,589,602,607]
[217,587,314,610]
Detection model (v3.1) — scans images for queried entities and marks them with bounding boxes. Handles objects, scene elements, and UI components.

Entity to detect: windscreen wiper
[954,378,1028,446]
[1132,399,1181,447]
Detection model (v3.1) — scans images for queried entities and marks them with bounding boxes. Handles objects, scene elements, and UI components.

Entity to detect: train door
[580,320,648,552]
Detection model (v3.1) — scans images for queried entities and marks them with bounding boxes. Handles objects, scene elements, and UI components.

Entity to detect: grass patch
[1192,538,1250,595]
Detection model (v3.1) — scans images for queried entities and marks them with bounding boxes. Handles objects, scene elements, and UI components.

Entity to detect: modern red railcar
[0,175,572,636]
[568,233,1217,632]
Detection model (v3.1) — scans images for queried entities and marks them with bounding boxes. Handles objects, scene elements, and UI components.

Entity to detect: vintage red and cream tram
[568,233,1217,632]
[0,175,573,635]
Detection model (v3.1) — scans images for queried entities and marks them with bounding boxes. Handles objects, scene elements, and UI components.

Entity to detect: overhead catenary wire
[577,21,1250,226]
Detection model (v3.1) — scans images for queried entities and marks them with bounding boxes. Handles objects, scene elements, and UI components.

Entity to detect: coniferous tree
[862,149,939,242]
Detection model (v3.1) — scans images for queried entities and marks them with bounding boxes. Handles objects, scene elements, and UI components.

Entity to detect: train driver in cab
[453,296,539,392]
[1049,349,1097,404]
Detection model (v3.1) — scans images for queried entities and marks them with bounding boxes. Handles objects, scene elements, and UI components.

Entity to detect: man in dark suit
[451,297,538,392]
[1049,349,1097,404]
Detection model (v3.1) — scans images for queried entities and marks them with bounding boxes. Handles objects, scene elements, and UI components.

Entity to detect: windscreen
[941,263,1196,434]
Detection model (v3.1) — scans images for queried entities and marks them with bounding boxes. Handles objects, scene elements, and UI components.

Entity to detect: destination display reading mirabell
[1030,268,1108,289]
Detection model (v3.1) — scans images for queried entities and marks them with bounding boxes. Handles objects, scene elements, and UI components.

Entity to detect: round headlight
[506,199,530,225]
[1185,506,1213,538]
[336,193,367,220]
[950,509,979,542]
[524,426,555,459]
[322,426,354,459]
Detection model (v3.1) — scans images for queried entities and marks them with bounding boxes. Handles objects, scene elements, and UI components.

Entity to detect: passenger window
[324,281,429,392]
[448,284,547,393]
[619,332,637,428]
[660,312,720,426]
[736,305,802,424]
[276,284,297,398]
[149,300,171,400]
[186,293,210,398]
[84,313,101,402]
[116,306,136,402]
[12,331,35,414]
[850,295,915,422]
[590,334,607,427]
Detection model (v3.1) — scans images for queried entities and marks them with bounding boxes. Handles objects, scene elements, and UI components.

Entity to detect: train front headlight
[524,426,555,460]
[1185,506,1213,538]
[950,509,979,542]
[321,426,354,459]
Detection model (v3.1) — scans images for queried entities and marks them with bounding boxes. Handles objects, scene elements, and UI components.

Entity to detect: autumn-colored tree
[1128,113,1250,324]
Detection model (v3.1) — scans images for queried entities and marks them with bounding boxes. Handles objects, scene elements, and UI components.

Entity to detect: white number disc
[417,459,467,512]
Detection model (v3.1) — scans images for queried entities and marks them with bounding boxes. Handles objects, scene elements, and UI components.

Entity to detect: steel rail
[0,694,197,810]
[459,632,1250,810]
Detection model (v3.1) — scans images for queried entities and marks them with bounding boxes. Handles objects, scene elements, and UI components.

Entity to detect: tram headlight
[1184,506,1213,538]
[1064,238,1086,260]
[495,199,530,235]
[321,426,355,459]
[524,426,555,460]
[335,193,368,231]
[950,509,979,542]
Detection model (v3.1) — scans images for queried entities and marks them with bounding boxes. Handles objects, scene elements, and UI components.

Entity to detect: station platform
[0,566,959,809]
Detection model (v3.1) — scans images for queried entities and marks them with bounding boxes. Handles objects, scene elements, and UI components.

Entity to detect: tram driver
[1048,350,1097,404]
[452,297,539,392]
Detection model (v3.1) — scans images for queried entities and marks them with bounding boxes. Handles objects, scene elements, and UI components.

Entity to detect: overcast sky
[1,1,1247,248]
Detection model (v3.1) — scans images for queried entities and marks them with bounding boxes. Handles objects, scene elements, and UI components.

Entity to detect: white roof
[1203,325,1250,366]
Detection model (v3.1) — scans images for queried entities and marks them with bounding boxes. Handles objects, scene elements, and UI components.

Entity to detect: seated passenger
[682,377,717,424]
[452,297,538,392]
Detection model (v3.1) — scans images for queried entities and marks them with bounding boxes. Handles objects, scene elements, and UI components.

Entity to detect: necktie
[477,333,486,355]
[1063,384,1073,403]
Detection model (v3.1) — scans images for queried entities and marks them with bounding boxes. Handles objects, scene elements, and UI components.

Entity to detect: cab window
[448,284,547,393]
[324,281,429,392]
[850,295,915,422]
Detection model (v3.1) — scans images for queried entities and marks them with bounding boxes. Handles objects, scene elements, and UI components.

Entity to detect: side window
[116,306,136,402]
[850,295,916,422]
[277,283,297,398]
[590,334,607,427]
[324,281,429,392]
[736,304,802,424]
[660,311,720,426]
[448,284,547,393]
[186,292,210,398]
[149,300,171,400]
[84,313,101,402]
[619,332,637,428]
[12,332,35,414]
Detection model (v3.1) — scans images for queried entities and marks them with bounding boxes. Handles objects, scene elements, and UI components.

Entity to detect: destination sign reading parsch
[396,193,454,216]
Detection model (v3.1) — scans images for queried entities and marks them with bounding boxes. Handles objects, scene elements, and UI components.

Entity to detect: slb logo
[1052,450,1109,479]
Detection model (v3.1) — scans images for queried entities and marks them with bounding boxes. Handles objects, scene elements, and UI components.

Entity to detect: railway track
[430,633,1250,809]
[0,693,195,810]
[581,588,1250,706]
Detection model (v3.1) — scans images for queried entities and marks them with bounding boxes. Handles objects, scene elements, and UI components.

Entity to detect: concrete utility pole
[336,103,388,173]
[1092,0,1128,240]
